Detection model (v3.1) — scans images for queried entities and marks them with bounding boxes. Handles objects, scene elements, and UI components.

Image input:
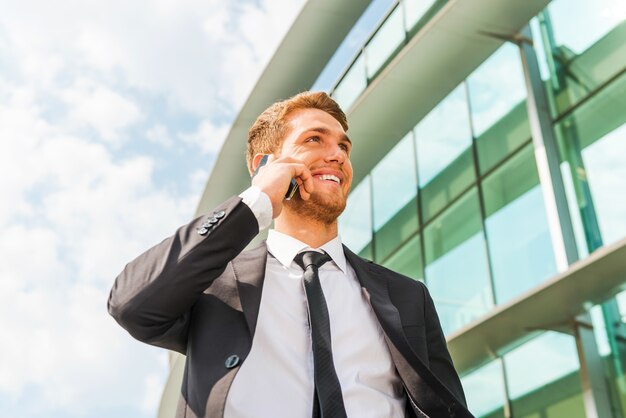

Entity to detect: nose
[325,142,346,165]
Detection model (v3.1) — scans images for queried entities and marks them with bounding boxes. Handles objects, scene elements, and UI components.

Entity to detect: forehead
[284,108,345,134]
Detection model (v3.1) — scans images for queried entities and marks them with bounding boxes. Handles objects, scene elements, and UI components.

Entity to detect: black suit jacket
[108,196,474,418]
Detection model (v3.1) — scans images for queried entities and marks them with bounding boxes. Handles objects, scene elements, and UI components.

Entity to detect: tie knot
[294,251,332,271]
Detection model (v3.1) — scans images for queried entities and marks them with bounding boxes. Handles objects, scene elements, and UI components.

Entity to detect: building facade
[160,1,626,417]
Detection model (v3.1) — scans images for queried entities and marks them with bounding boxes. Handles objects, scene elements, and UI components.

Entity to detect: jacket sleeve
[107,196,259,354]
[422,284,468,408]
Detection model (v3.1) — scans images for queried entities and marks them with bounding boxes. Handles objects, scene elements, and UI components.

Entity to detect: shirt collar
[266,229,347,274]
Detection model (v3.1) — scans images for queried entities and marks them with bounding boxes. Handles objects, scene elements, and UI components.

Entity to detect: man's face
[277,108,353,223]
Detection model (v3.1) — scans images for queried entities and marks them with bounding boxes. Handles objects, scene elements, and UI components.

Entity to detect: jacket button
[225,354,240,369]
[196,227,209,235]
[214,210,226,219]
[448,402,456,417]
[207,216,219,224]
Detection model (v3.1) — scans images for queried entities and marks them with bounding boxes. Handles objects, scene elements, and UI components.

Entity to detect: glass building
[162,1,626,417]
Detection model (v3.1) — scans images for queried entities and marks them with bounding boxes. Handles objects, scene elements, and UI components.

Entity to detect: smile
[316,174,341,184]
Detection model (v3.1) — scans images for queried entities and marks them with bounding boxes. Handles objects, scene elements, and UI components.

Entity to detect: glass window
[332,53,367,111]
[482,144,557,304]
[461,360,506,418]
[556,72,626,248]
[381,234,423,281]
[504,332,584,418]
[339,176,373,258]
[538,0,626,116]
[546,0,625,55]
[372,132,419,261]
[402,0,436,32]
[423,188,493,334]
[467,43,527,137]
[415,83,475,220]
[311,0,396,92]
[365,6,405,79]
[372,132,418,229]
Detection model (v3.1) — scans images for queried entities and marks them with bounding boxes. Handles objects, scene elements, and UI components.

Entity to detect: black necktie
[294,251,348,418]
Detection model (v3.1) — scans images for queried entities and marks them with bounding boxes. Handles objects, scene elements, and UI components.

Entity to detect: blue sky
[0,1,304,417]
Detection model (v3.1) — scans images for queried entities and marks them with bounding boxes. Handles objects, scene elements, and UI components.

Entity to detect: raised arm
[107,196,259,353]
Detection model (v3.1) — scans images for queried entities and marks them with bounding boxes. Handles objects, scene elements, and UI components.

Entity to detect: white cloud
[146,124,174,147]
[62,79,142,145]
[180,119,230,155]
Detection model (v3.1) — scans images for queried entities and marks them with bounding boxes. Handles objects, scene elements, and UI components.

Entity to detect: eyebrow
[305,127,352,146]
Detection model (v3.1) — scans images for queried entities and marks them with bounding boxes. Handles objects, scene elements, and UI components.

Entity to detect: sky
[0,1,305,417]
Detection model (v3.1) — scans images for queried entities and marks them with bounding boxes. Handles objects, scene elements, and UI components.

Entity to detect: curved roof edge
[195,0,370,216]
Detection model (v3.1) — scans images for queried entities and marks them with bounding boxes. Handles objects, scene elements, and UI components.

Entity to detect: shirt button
[225,354,240,369]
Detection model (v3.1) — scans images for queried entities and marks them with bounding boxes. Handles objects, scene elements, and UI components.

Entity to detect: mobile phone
[252,154,299,200]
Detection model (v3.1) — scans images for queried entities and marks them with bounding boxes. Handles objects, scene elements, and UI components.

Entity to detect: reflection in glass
[339,176,373,258]
[423,188,492,334]
[402,0,436,32]
[538,0,626,116]
[504,332,584,417]
[372,132,419,260]
[482,144,557,304]
[461,360,506,418]
[415,83,474,221]
[365,5,405,79]
[382,234,423,281]
[556,73,626,248]
[547,0,625,55]
[311,0,395,92]
[372,132,417,230]
[332,53,367,111]
[467,44,527,138]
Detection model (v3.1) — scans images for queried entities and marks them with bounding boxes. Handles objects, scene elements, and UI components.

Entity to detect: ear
[252,153,267,172]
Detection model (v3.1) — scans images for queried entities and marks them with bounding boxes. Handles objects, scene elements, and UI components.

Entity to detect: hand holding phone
[252,154,299,200]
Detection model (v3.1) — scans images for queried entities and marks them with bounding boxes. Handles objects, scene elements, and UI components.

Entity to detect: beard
[285,188,347,224]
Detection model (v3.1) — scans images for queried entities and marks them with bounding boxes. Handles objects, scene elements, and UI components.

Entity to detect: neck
[274,210,339,248]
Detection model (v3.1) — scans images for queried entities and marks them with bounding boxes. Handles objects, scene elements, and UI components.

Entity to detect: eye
[305,136,321,143]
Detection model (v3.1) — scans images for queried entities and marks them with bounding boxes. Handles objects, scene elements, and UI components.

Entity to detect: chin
[287,192,346,224]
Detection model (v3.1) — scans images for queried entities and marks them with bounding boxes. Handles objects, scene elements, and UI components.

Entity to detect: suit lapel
[342,245,416,360]
[343,246,453,415]
[232,241,268,337]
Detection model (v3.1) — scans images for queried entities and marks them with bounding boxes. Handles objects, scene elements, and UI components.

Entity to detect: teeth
[318,174,340,183]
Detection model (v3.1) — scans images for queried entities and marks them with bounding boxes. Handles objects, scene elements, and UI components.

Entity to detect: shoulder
[345,246,427,296]
[369,260,427,294]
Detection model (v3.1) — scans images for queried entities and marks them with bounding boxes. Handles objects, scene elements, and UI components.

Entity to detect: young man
[109,92,473,418]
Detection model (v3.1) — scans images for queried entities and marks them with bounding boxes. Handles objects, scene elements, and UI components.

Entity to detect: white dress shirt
[224,187,406,417]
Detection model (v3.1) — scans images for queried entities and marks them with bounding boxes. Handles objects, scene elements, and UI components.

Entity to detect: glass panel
[599,292,626,416]
[332,53,367,111]
[339,176,372,258]
[415,83,474,220]
[365,6,405,79]
[423,188,493,334]
[467,44,528,156]
[372,132,419,260]
[556,72,626,248]
[461,360,506,418]
[539,0,626,116]
[311,0,396,92]
[474,99,531,175]
[504,332,584,418]
[482,144,557,304]
[381,234,423,281]
[372,132,418,229]
[402,0,436,32]
[547,0,625,54]
[374,197,419,262]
